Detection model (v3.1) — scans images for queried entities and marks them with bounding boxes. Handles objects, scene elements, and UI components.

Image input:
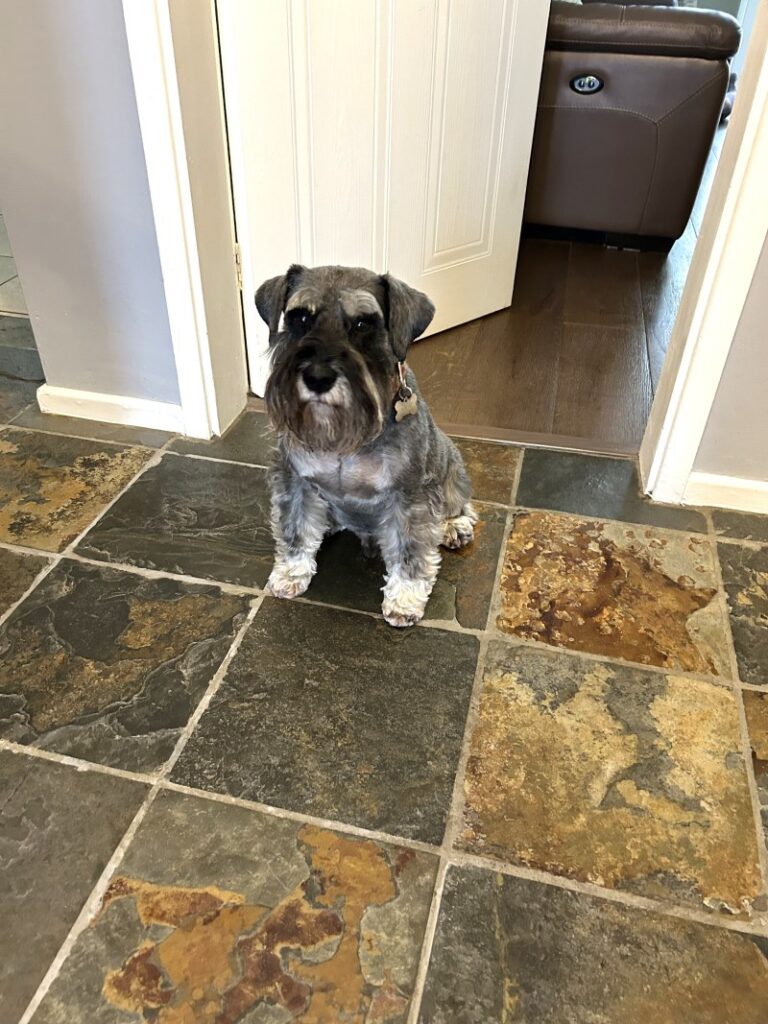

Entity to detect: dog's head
[256,265,434,453]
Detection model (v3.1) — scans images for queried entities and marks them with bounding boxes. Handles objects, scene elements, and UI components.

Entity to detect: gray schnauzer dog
[256,264,477,627]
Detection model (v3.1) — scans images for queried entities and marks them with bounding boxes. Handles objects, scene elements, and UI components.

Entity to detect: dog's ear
[255,265,305,337]
[382,274,435,361]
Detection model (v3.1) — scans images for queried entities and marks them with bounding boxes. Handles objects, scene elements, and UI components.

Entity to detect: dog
[256,264,477,627]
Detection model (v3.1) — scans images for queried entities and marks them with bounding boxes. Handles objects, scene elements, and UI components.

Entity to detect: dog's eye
[286,308,313,333]
[353,316,375,333]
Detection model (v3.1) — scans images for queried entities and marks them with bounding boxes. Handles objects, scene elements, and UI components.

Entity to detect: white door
[218,0,550,395]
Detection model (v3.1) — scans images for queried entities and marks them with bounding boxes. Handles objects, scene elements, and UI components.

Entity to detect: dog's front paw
[266,562,313,600]
[382,575,431,628]
[441,505,479,550]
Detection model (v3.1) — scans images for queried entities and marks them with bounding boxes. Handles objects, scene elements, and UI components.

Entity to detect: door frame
[638,0,768,508]
[126,0,768,508]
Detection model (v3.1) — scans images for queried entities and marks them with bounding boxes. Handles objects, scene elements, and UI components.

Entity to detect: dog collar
[394,362,418,422]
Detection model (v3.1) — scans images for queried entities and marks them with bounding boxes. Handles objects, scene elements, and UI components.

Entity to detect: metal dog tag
[394,388,418,422]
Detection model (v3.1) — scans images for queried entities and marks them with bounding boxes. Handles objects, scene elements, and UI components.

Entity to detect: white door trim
[121,0,221,439]
[639,1,768,505]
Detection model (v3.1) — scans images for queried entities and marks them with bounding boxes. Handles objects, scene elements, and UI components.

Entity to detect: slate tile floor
[1,407,768,1022]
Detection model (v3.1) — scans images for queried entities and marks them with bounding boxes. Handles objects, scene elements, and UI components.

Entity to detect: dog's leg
[378,504,442,628]
[266,468,328,600]
[441,444,479,550]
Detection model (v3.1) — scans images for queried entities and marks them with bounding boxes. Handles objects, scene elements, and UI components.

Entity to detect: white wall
[694,231,768,480]
[0,0,180,405]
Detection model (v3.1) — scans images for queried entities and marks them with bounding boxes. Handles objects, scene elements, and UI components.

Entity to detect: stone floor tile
[77,454,273,588]
[712,509,768,544]
[169,409,275,466]
[0,750,146,1024]
[718,542,768,685]
[171,598,478,843]
[32,788,437,1023]
[303,503,506,630]
[418,867,768,1024]
[0,545,49,616]
[516,449,707,533]
[12,406,173,447]
[451,438,520,505]
[743,688,768,844]
[497,510,730,674]
[457,642,763,914]
[0,428,151,551]
[0,379,38,424]
[0,560,248,772]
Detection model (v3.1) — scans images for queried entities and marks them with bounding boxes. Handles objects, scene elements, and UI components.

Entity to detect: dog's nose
[302,365,338,395]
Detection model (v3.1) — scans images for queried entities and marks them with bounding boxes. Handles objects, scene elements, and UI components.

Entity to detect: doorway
[216,0,751,460]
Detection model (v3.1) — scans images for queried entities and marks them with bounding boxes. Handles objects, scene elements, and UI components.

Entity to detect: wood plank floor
[408,126,727,455]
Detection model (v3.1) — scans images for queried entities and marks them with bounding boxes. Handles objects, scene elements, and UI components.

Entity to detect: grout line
[0,554,58,631]
[1,419,173,451]
[158,598,264,779]
[18,788,162,1024]
[409,631,493,1021]
[715,533,768,552]
[406,860,448,1024]
[159,780,440,857]
[64,549,263,598]
[164,448,272,472]
[0,740,157,787]
[511,501,710,537]
[706,514,768,899]
[484,507,514,634]
[509,446,525,506]
[16,589,263,1023]
[742,681,768,694]
[445,849,768,938]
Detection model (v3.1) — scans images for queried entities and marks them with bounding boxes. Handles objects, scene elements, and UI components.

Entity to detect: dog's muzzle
[301,363,337,395]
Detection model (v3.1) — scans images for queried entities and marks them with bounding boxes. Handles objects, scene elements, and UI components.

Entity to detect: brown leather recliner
[524,0,741,249]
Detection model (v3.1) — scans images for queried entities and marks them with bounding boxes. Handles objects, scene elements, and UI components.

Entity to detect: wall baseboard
[36,384,186,434]
[684,470,768,514]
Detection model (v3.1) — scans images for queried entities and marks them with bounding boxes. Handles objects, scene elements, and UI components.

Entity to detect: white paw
[266,561,314,599]
[382,574,432,628]
[441,512,476,550]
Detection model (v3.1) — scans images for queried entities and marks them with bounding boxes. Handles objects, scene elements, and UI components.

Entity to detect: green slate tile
[32,788,437,1023]
[77,454,273,588]
[719,542,768,686]
[0,559,248,772]
[516,449,707,533]
[171,598,478,843]
[712,508,768,544]
[0,751,146,1024]
[169,410,275,466]
[419,867,768,1024]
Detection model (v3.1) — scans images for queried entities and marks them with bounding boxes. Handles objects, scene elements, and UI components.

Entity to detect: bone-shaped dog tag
[394,389,418,422]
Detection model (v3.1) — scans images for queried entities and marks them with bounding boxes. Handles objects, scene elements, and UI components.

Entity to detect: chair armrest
[548,2,741,59]
[582,0,678,7]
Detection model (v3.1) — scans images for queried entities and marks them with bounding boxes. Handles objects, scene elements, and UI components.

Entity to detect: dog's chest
[289,449,394,501]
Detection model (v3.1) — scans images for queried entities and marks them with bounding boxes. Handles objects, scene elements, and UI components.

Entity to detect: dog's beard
[266,347,387,454]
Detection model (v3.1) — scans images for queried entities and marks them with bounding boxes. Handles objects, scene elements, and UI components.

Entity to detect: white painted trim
[37,384,185,433]
[684,471,768,515]
[122,0,219,439]
[639,2,768,506]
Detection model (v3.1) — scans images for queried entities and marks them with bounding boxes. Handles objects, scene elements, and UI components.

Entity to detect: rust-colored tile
[451,438,520,505]
[457,643,764,915]
[32,789,437,1023]
[0,545,49,615]
[0,428,151,551]
[496,510,730,674]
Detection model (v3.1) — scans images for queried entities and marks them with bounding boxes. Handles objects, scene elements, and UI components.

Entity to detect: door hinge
[234,243,243,291]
